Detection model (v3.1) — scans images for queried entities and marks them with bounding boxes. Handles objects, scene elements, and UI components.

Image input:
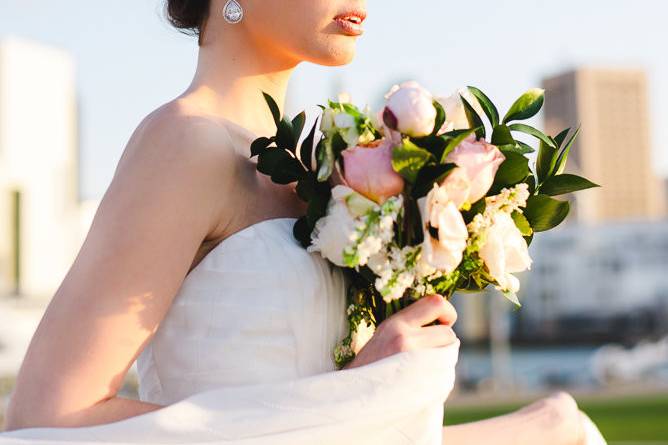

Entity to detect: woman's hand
[345,294,458,369]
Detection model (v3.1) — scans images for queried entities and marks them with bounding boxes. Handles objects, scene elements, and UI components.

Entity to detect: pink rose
[446,136,505,206]
[479,212,532,293]
[383,81,437,138]
[417,183,469,274]
[341,139,405,204]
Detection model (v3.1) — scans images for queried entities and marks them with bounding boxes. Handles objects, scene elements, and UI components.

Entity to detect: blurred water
[457,346,605,392]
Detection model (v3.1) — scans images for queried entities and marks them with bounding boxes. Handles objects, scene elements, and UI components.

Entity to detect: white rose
[308,186,360,267]
[436,88,484,133]
[350,319,376,354]
[384,81,437,138]
[479,211,532,293]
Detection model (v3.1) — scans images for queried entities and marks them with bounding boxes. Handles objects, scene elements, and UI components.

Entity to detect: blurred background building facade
[517,220,668,343]
[543,68,666,223]
[504,68,668,345]
[0,38,98,300]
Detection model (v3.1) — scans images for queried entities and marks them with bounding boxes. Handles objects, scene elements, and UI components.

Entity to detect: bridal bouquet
[251,82,598,367]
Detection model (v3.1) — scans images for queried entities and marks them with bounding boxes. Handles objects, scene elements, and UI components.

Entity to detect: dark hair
[166,0,211,45]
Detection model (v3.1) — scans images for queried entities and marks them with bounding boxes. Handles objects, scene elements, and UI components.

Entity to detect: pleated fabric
[1,218,460,444]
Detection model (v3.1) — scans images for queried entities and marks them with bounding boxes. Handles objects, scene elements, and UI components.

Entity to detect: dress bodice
[135,218,349,405]
[5,216,459,444]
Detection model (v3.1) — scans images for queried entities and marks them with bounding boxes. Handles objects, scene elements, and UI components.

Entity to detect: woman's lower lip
[334,18,365,36]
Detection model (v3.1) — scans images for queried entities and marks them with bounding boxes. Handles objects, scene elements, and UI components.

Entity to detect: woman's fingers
[347,296,459,368]
[415,324,458,348]
[396,294,458,327]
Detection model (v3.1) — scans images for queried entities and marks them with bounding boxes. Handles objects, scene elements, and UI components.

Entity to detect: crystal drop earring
[223,0,244,24]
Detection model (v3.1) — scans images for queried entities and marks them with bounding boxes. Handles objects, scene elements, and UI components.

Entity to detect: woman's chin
[309,43,358,67]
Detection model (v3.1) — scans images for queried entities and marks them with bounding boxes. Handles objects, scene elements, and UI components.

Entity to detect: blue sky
[1,0,667,199]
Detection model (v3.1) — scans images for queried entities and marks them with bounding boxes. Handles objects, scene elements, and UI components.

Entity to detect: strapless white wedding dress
[1,218,462,444]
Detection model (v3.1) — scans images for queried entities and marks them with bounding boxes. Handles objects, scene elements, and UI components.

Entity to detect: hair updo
[166,0,211,45]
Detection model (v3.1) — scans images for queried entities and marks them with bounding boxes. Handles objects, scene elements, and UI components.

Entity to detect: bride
[2,0,606,443]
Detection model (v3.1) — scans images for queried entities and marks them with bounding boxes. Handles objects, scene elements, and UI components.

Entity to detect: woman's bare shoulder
[113,99,244,234]
[117,99,241,177]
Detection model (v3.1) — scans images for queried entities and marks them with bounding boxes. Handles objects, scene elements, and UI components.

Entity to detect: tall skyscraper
[543,68,666,223]
[0,38,97,299]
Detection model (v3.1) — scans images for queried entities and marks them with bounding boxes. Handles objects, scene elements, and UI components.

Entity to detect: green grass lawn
[445,394,668,443]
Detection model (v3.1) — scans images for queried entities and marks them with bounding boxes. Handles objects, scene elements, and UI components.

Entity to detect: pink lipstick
[334,10,367,36]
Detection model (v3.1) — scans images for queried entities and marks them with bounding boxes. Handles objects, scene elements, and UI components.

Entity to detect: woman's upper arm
[7,112,236,427]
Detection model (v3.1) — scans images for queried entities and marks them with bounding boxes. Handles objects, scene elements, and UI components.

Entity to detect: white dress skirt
[0,218,462,444]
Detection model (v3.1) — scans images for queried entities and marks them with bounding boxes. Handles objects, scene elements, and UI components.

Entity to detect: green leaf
[524,194,570,232]
[392,139,435,183]
[511,211,533,236]
[262,91,282,127]
[293,216,312,248]
[461,198,486,224]
[540,174,599,196]
[491,124,515,146]
[432,100,446,135]
[508,123,556,149]
[461,95,486,140]
[271,155,305,184]
[257,149,291,177]
[440,128,478,163]
[525,175,536,195]
[296,176,315,201]
[342,102,363,118]
[536,140,559,184]
[299,120,318,171]
[516,141,536,154]
[276,118,296,151]
[306,187,331,227]
[331,132,348,157]
[410,134,448,161]
[412,163,457,199]
[492,150,530,190]
[250,137,273,157]
[468,86,499,127]
[524,233,535,247]
[503,88,545,124]
[291,111,306,140]
[498,141,535,155]
[553,127,571,148]
[554,126,581,175]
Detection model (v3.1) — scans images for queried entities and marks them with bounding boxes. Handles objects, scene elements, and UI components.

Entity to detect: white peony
[417,184,469,274]
[308,186,360,267]
[478,211,532,294]
[384,81,437,138]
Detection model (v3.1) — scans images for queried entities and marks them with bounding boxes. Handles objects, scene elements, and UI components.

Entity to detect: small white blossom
[350,319,376,354]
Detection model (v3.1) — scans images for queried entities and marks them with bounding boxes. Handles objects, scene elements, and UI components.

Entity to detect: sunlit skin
[4,1,588,443]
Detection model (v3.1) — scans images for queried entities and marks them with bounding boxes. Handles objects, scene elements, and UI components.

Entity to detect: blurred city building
[0,38,98,301]
[516,220,668,344]
[543,68,666,223]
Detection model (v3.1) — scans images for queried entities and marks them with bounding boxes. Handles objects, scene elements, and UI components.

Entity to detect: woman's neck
[183,26,299,138]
